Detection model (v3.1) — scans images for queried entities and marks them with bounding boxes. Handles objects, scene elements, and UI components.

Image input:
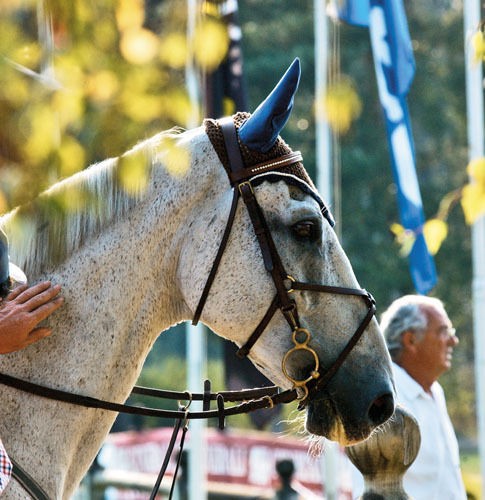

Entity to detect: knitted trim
[204,112,317,192]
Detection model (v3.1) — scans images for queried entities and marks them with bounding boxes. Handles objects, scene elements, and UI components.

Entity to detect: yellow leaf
[120,28,159,65]
[423,219,448,255]
[58,137,86,178]
[159,32,188,69]
[116,0,144,32]
[471,30,485,63]
[21,104,58,164]
[390,223,404,236]
[11,42,41,70]
[390,222,415,257]
[223,96,236,116]
[161,90,197,126]
[86,71,120,103]
[121,90,163,122]
[117,150,149,195]
[93,20,117,52]
[193,18,229,71]
[0,71,30,105]
[157,137,191,178]
[0,190,7,214]
[316,77,362,135]
[461,183,485,224]
[52,89,85,131]
[467,157,485,188]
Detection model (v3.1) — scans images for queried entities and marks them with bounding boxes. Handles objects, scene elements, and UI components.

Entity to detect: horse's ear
[239,58,301,153]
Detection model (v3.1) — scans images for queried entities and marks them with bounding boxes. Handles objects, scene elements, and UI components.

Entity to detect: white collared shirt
[349,362,466,500]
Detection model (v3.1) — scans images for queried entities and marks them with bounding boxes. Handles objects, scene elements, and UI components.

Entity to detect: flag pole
[464,0,485,491]
[315,1,340,499]
[186,1,208,499]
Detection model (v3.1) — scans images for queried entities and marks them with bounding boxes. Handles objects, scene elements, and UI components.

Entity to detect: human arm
[0,281,64,354]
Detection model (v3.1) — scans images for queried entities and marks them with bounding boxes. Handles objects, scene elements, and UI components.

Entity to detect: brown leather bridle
[193,117,377,402]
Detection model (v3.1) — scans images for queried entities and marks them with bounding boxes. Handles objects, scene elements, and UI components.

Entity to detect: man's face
[414,305,459,379]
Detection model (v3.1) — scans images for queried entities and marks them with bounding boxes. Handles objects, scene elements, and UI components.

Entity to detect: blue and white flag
[336,0,370,27]
[337,0,437,294]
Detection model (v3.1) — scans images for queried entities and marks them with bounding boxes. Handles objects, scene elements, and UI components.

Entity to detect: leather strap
[192,187,240,325]
[149,414,187,500]
[0,372,296,420]
[229,151,303,184]
[10,458,50,500]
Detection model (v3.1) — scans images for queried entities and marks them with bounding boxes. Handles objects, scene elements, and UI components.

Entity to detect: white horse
[0,59,394,498]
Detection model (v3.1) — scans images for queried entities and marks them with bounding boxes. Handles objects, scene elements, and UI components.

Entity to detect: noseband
[193,117,377,402]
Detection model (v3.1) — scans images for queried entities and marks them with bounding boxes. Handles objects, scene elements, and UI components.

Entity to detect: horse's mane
[1,129,184,278]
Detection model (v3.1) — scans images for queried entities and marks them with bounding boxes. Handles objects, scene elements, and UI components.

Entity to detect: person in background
[351,294,466,500]
[0,228,63,491]
[273,459,299,500]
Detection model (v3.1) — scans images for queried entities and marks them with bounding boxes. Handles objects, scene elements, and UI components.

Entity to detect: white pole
[187,323,208,500]
[186,0,200,129]
[464,0,485,491]
[314,1,339,499]
[186,2,207,499]
[315,0,332,203]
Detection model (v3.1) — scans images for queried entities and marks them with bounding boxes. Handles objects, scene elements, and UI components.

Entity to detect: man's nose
[449,334,459,346]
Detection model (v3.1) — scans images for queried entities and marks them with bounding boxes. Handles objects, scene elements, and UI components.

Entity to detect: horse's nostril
[368,393,395,426]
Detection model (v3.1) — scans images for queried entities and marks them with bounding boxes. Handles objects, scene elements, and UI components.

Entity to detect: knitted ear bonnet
[204,112,334,225]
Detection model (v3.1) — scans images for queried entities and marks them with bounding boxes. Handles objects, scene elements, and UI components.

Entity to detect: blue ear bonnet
[204,58,335,227]
[239,58,301,153]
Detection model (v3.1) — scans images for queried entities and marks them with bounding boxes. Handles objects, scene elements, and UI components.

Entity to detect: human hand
[0,281,64,354]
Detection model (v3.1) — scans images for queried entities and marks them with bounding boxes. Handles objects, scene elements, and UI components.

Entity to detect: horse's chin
[305,398,375,446]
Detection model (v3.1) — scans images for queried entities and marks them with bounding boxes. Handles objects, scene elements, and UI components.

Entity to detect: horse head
[181,58,395,446]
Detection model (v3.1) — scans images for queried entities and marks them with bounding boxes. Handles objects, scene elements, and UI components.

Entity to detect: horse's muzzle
[305,384,395,444]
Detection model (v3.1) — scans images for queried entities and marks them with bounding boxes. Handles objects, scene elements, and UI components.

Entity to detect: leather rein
[0,117,376,498]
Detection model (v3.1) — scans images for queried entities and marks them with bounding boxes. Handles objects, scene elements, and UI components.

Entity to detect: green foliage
[0,0,228,209]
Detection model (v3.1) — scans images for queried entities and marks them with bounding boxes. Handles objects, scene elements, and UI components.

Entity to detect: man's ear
[401,330,417,351]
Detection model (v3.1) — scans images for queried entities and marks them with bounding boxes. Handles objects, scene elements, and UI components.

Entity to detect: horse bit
[0,117,376,499]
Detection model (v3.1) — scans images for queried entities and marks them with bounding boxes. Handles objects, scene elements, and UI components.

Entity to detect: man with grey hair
[350,295,466,499]
[381,295,465,499]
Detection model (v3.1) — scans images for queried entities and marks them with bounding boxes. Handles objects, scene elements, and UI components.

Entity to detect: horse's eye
[292,220,317,239]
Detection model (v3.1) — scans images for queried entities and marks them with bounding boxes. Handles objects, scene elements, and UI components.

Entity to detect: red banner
[98,427,352,498]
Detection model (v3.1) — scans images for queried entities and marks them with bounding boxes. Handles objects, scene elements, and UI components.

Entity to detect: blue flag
[336,0,437,294]
[337,0,370,27]
[372,0,415,96]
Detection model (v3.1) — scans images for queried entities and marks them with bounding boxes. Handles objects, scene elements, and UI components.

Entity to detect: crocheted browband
[204,112,316,190]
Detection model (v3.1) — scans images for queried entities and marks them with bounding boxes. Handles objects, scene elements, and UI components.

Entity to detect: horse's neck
[4,128,223,391]
[0,128,226,497]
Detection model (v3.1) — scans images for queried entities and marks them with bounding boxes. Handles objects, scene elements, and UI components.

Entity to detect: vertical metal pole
[315,1,339,499]
[186,0,200,129]
[464,0,485,492]
[315,0,332,204]
[186,2,207,500]
[187,323,208,500]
